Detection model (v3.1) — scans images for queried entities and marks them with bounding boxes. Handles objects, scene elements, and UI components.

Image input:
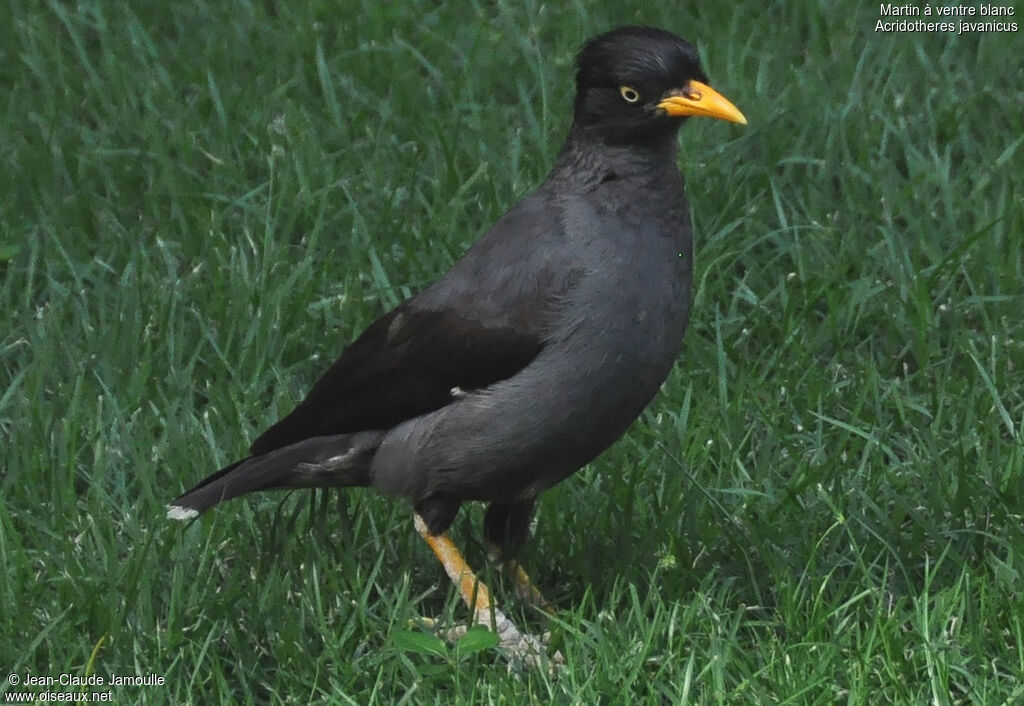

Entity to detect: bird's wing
[250,304,543,454]
[250,190,577,456]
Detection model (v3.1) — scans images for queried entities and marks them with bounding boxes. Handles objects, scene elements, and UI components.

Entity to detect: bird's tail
[167,431,384,520]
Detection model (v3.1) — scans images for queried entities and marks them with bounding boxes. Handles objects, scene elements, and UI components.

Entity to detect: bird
[169,25,745,664]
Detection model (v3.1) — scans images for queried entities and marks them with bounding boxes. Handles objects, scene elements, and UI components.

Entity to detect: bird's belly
[424,292,689,501]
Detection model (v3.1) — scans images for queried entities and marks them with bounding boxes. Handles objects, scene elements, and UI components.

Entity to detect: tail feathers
[167,431,384,520]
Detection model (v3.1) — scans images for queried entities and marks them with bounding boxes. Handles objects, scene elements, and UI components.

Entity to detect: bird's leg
[414,513,501,629]
[485,543,555,614]
[413,513,556,667]
[482,500,555,613]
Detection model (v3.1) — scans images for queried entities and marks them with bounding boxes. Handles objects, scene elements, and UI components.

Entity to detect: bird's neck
[552,126,681,185]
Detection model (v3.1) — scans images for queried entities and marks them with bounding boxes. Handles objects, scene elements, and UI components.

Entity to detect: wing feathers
[250,306,542,455]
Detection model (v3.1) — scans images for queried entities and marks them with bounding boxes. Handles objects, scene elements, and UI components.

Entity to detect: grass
[2,0,1022,703]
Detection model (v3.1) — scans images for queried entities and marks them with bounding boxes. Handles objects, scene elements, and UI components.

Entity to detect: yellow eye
[619,86,641,103]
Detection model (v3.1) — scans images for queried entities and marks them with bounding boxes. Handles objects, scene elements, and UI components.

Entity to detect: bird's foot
[418,611,564,670]
[475,606,565,671]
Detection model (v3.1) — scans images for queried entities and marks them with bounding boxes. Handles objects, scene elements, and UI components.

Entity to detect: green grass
[2,1,1022,703]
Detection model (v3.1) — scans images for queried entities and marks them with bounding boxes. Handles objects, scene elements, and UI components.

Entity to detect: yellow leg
[507,562,556,613]
[414,513,496,627]
[485,542,555,614]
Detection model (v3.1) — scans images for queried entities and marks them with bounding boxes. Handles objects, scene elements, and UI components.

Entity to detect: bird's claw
[417,613,564,671]
[485,610,564,670]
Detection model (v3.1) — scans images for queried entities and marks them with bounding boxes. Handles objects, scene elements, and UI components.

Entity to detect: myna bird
[169,26,746,663]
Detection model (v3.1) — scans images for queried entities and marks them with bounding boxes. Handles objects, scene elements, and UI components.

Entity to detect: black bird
[170,26,745,661]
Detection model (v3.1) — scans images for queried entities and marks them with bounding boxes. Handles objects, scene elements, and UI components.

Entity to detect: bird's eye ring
[619,86,641,103]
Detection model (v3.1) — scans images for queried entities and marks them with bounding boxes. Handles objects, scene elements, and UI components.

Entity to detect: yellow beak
[657,80,747,125]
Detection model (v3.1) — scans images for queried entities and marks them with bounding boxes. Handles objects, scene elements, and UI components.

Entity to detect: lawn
[2,1,1022,704]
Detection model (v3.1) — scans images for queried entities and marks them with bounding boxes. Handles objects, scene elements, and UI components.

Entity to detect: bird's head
[572,26,746,144]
